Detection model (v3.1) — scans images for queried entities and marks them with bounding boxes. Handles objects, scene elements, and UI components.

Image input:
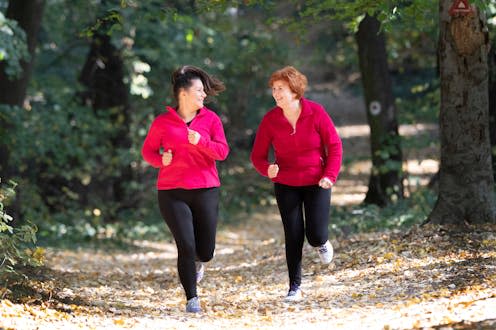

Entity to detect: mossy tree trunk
[427,1,495,225]
[488,35,496,181]
[356,14,404,207]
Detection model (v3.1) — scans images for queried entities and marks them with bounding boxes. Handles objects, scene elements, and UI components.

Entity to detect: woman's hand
[319,177,333,189]
[268,164,279,179]
[188,129,201,145]
[162,149,173,166]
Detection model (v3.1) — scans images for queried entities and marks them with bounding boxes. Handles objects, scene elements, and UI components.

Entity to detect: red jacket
[250,98,342,186]
[141,106,229,190]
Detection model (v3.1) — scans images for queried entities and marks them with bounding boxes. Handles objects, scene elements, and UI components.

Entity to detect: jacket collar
[275,98,313,118]
[165,106,206,120]
[299,98,314,118]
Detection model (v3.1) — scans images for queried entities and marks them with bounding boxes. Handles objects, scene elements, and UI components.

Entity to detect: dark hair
[171,65,225,101]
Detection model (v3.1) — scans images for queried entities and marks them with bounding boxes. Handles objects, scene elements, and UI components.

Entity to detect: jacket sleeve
[318,108,343,183]
[250,116,272,177]
[141,120,163,168]
[197,115,229,161]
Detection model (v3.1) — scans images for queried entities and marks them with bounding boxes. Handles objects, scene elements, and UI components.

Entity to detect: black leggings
[274,183,331,288]
[157,187,219,300]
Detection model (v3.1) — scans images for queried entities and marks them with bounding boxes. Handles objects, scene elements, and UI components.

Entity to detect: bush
[0,179,43,277]
[330,188,437,237]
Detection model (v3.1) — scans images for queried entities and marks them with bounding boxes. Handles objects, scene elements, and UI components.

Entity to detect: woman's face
[271,80,297,109]
[180,78,206,110]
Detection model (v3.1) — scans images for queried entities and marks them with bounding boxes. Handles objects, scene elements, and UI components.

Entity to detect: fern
[0,179,43,277]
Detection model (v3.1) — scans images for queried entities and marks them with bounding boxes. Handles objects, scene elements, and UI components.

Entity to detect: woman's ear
[178,88,186,99]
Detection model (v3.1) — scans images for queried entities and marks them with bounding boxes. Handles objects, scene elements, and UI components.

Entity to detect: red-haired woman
[142,65,229,313]
[250,66,342,302]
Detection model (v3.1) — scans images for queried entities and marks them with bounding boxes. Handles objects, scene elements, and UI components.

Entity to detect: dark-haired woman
[251,66,342,302]
[142,65,229,313]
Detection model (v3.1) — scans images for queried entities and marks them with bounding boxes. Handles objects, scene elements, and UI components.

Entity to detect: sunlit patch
[330,122,440,206]
[405,159,438,175]
[336,123,437,138]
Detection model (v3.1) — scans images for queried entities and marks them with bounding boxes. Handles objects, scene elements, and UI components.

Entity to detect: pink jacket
[141,106,229,190]
[251,98,342,186]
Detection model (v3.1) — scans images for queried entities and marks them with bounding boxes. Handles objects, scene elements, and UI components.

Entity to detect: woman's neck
[177,104,198,122]
[282,99,301,117]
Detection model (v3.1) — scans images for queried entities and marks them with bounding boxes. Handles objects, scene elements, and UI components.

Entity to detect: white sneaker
[196,262,204,283]
[317,240,333,264]
[284,286,302,302]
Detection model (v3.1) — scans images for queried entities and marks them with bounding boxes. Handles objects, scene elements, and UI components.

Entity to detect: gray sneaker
[196,262,204,283]
[185,296,201,313]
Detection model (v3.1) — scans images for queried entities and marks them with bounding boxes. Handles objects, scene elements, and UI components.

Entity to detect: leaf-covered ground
[1,210,496,330]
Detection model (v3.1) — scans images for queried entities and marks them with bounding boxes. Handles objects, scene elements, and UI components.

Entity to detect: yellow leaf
[32,247,46,264]
[383,252,394,260]
[113,319,125,326]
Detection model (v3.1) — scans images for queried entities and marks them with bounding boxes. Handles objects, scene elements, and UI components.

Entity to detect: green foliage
[268,0,437,34]
[0,11,29,78]
[79,9,123,38]
[330,188,436,237]
[2,100,144,224]
[37,210,168,248]
[0,179,42,276]
[397,85,440,125]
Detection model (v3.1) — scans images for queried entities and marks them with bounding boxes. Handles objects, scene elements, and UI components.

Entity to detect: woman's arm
[250,117,272,177]
[196,115,229,161]
[318,108,343,183]
[141,120,163,168]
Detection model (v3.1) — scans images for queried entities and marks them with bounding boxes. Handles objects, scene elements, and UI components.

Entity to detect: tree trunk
[0,0,45,179]
[355,14,404,207]
[427,1,495,225]
[489,35,496,181]
[79,32,133,220]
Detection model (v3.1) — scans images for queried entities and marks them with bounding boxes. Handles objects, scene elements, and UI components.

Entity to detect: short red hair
[268,66,308,99]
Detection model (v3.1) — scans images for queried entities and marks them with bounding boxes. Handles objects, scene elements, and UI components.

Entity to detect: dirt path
[2,211,496,330]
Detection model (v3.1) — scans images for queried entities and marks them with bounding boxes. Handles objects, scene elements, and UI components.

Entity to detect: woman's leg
[157,190,197,300]
[302,185,331,247]
[274,183,305,288]
[190,187,220,262]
